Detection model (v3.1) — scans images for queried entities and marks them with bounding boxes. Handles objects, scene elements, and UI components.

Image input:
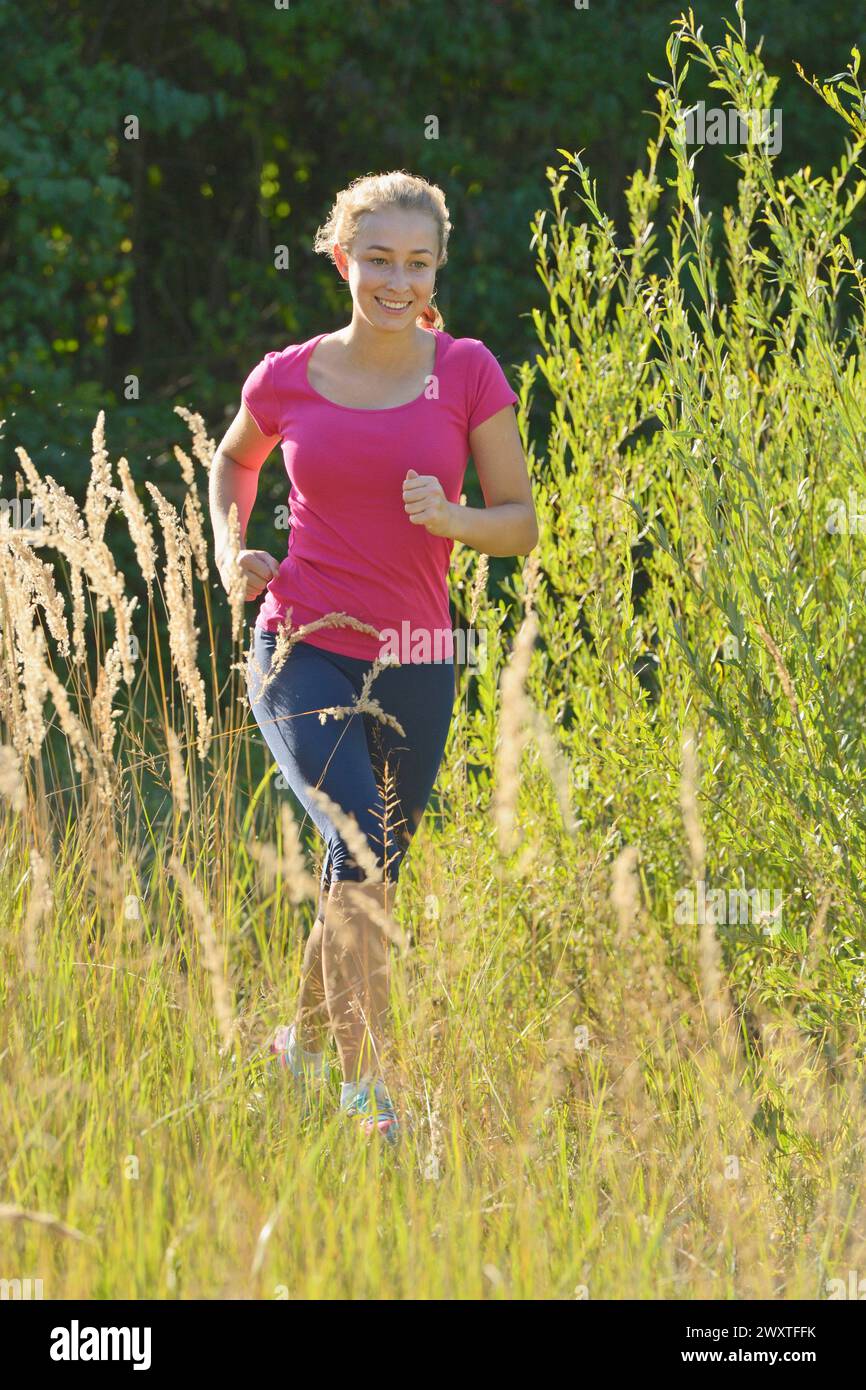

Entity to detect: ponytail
[417,300,444,332]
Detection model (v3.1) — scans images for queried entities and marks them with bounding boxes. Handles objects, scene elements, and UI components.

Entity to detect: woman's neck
[336,317,434,370]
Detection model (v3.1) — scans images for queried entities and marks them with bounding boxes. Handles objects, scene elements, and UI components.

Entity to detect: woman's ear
[333,243,349,279]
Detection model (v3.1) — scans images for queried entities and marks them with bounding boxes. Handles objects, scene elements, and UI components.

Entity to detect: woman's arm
[403,403,539,556]
[209,404,283,599]
[457,404,538,556]
[448,498,538,557]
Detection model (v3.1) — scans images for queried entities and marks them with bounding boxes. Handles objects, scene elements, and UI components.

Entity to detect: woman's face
[337,207,439,330]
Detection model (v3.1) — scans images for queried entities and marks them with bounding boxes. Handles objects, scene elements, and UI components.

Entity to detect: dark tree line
[1,0,862,513]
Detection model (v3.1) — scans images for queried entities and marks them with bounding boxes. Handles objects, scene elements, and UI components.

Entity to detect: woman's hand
[216,547,282,601]
[402,468,455,538]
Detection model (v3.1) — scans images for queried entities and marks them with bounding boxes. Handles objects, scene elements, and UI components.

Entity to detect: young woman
[209,171,537,1144]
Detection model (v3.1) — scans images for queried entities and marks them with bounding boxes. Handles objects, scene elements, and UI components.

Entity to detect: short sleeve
[241,352,281,438]
[468,341,519,433]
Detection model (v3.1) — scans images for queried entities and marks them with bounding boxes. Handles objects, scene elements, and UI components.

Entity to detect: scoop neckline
[302,328,442,413]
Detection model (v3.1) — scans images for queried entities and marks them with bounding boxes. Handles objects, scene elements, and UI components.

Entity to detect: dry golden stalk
[15,441,137,683]
[250,839,302,897]
[341,880,409,953]
[69,560,87,666]
[169,853,235,1052]
[0,612,30,763]
[279,803,318,901]
[0,743,25,812]
[319,692,405,734]
[84,410,120,548]
[0,1204,90,1243]
[21,844,52,973]
[753,620,801,727]
[680,725,705,877]
[165,727,189,815]
[304,785,383,883]
[314,659,406,737]
[812,885,832,937]
[14,446,88,549]
[174,405,216,472]
[92,640,124,761]
[184,492,209,585]
[526,703,576,836]
[249,802,318,902]
[146,482,213,761]
[294,613,385,641]
[803,884,833,982]
[174,443,195,489]
[175,445,210,583]
[116,457,157,598]
[14,447,90,664]
[522,545,541,614]
[611,844,642,944]
[221,502,246,645]
[75,456,124,625]
[468,552,489,626]
[113,592,140,688]
[42,655,113,802]
[2,528,69,656]
[243,634,273,706]
[244,612,393,711]
[492,548,544,855]
[11,616,50,760]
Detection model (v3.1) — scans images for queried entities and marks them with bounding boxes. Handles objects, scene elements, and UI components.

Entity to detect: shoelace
[347,1089,397,1123]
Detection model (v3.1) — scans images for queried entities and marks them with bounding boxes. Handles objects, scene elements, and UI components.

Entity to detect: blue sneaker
[344,1082,400,1146]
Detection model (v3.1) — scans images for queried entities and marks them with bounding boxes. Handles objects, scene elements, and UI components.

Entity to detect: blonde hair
[313,170,450,331]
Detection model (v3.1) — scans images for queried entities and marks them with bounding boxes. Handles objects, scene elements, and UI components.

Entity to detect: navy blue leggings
[246,625,456,921]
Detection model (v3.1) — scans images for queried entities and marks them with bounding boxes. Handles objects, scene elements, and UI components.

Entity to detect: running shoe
[344,1082,400,1145]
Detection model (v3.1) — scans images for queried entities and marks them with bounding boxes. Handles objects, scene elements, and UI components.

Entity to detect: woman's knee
[324,879,395,960]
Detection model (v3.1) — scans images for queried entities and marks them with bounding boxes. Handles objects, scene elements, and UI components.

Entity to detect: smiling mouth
[375,296,413,312]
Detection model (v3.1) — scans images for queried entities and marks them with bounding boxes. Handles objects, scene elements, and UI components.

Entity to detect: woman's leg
[247,630,402,1072]
[247,628,455,1091]
[292,849,333,1050]
[362,658,457,869]
[294,914,329,1052]
[321,877,395,1084]
[323,658,456,1086]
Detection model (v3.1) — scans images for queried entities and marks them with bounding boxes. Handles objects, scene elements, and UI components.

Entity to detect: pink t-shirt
[241,328,519,662]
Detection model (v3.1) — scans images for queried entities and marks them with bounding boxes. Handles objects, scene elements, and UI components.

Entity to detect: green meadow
[2,10,866,1299]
